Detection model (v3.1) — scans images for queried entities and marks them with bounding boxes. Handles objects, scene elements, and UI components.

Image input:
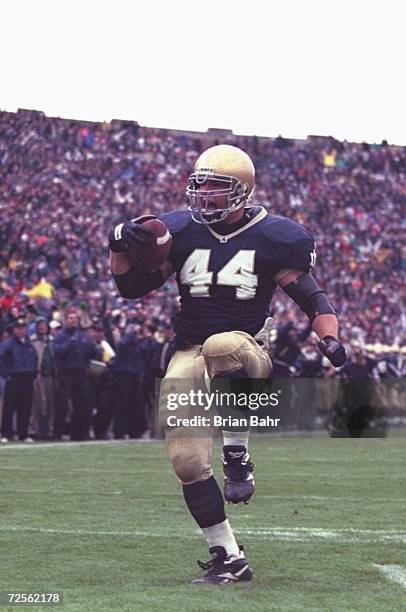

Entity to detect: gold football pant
[159,331,271,484]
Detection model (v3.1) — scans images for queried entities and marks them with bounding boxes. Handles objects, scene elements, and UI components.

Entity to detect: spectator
[331,342,386,437]
[30,316,56,439]
[53,309,101,441]
[0,318,38,442]
[0,108,403,414]
[272,321,312,376]
[140,324,161,436]
[110,325,147,439]
[156,324,174,378]
[87,320,115,440]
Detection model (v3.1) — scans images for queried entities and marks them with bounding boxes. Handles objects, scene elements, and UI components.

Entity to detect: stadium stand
[0,109,404,439]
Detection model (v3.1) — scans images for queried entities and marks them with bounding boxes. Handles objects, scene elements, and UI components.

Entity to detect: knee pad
[202,332,247,378]
[167,435,212,484]
[171,452,207,484]
[202,331,271,379]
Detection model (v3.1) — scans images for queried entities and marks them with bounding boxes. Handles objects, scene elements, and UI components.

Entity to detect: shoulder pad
[261,215,316,273]
[159,210,193,234]
[261,215,314,244]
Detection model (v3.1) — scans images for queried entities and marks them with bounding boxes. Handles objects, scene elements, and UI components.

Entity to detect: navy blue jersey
[160,207,315,344]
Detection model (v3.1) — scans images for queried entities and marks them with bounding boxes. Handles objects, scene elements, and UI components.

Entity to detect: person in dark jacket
[0,318,38,443]
[53,309,101,441]
[88,320,115,440]
[331,342,386,437]
[110,325,147,439]
[140,324,161,437]
[273,321,312,376]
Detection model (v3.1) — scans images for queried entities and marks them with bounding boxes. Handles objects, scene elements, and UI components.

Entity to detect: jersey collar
[205,206,267,243]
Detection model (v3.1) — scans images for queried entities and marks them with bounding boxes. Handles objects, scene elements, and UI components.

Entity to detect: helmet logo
[194,168,215,184]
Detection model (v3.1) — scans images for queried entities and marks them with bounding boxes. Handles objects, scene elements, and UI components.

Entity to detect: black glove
[317,335,346,367]
[108,216,155,253]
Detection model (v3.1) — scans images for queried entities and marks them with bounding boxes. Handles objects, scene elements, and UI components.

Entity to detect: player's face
[196,179,245,225]
[196,179,228,210]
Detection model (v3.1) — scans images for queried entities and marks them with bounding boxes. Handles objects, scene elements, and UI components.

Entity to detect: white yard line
[0,466,162,474]
[260,495,406,503]
[0,440,160,450]
[373,565,406,589]
[239,526,406,535]
[0,489,125,495]
[1,525,405,544]
[235,528,406,544]
[0,526,182,538]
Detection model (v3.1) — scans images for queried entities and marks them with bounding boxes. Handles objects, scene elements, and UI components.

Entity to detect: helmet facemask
[186,170,249,225]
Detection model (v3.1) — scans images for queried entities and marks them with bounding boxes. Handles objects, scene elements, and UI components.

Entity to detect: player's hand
[109,218,155,253]
[317,335,346,367]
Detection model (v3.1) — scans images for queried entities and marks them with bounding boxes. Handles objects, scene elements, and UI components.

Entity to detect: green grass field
[0,433,405,611]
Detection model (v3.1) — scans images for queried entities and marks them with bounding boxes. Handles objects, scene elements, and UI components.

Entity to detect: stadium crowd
[0,109,404,441]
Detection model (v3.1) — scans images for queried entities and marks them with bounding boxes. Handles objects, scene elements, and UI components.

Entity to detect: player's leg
[16,375,34,441]
[202,330,272,504]
[1,377,17,441]
[53,372,72,440]
[159,347,252,584]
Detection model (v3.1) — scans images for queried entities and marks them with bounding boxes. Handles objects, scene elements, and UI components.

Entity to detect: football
[126,217,172,271]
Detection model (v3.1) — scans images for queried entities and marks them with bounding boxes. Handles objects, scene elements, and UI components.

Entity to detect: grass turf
[0,433,405,611]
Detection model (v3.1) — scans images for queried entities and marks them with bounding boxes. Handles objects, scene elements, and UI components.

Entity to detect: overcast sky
[1,0,405,144]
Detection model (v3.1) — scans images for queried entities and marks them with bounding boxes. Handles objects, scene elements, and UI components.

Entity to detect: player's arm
[109,219,173,299]
[277,269,346,367]
[109,251,173,298]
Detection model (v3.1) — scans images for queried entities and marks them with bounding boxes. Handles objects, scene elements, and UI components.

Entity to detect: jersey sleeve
[261,216,317,276]
[284,235,317,273]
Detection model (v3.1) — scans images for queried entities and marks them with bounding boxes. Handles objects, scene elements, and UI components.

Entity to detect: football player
[109,144,346,584]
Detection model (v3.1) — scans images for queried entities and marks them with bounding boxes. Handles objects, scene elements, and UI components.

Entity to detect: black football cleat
[222,445,255,504]
[192,546,253,585]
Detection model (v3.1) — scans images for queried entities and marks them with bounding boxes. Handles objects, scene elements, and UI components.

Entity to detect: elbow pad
[113,267,164,299]
[283,273,336,322]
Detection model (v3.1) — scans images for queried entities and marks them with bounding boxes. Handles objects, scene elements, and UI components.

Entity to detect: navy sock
[211,368,252,399]
[211,368,252,432]
[183,475,226,528]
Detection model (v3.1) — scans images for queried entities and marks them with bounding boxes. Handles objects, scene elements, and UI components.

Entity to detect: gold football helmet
[186,144,255,224]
